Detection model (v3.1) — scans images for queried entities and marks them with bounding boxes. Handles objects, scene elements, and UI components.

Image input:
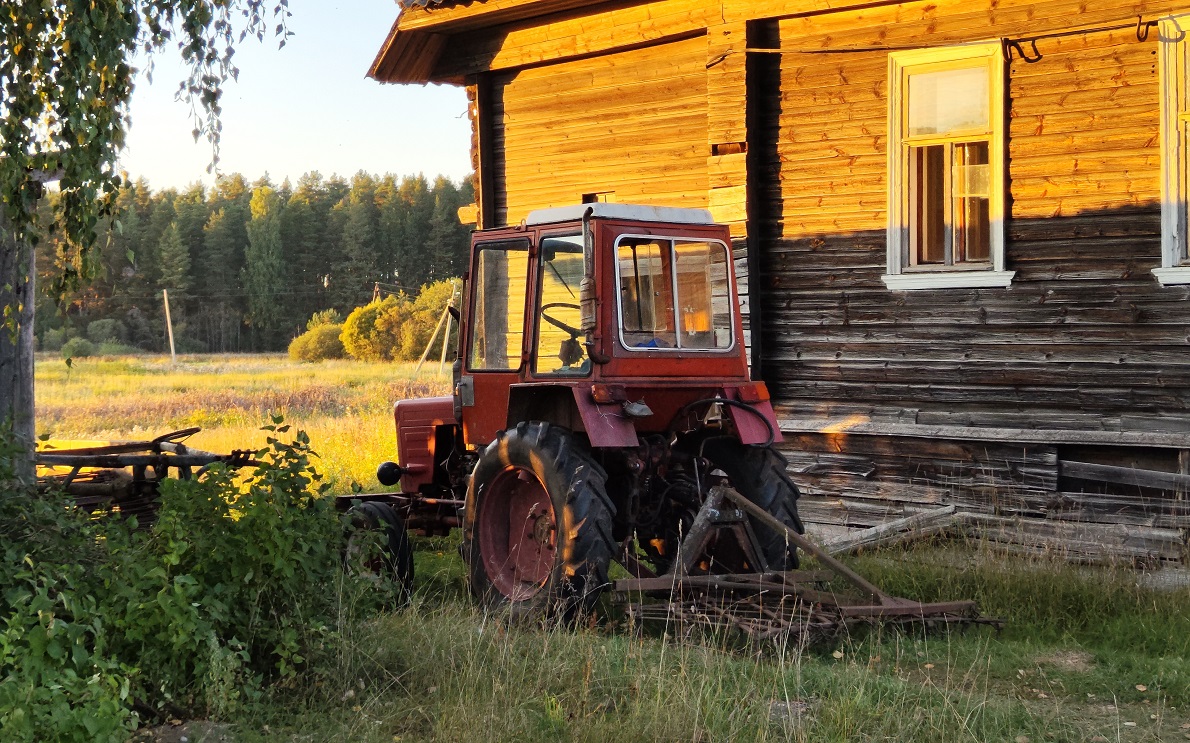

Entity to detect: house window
[884,43,1013,290]
[1158,15,1190,285]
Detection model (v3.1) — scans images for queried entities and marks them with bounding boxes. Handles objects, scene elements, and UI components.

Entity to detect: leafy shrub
[393,279,458,361]
[60,337,95,359]
[307,308,343,331]
[0,433,134,741]
[289,323,346,362]
[0,422,387,739]
[41,327,70,351]
[86,319,128,345]
[341,296,403,362]
[341,281,459,362]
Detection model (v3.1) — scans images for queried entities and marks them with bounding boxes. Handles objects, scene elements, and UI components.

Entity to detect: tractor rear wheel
[699,438,804,570]
[463,422,616,620]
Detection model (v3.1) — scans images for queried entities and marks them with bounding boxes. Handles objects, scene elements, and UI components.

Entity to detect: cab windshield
[616,236,734,351]
[534,234,589,375]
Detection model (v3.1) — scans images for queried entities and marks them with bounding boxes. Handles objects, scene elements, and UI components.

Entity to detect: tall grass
[34,353,1190,741]
[234,540,1190,742]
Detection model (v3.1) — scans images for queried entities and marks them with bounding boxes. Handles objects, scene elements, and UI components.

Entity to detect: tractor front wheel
[463,422,616,620]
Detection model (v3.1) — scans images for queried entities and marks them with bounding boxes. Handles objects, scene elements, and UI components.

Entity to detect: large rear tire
[463,422,616,620]
[698,438,804,570]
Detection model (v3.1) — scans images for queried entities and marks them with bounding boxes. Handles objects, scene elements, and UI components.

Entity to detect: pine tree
[330,173,380,310]
[243,185,287,349]
[157,223,192,297]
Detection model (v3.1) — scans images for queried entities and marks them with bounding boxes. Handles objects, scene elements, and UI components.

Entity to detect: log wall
[757,3,1189,555]
[486,35,709,226]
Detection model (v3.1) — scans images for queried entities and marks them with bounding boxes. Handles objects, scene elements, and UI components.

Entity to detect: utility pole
[163,289,177,364]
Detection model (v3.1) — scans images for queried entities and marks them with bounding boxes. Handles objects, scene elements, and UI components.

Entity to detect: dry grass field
[34,353,451,492]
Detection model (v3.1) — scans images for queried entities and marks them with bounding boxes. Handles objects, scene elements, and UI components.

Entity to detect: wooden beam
[434,0,715,78]
[1061,460,1190,492]
[399,0,622,33]
[776,415,1190,449]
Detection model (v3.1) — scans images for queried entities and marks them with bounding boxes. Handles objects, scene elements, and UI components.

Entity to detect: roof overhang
[368,0,608,84]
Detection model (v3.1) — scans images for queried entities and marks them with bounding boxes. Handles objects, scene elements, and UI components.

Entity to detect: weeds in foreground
[0,424,393,741]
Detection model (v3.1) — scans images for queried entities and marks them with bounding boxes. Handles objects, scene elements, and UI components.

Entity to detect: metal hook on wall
[1004,38,1042,63]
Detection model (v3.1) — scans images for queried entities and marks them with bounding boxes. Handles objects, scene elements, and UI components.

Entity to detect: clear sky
[118,1,473,192]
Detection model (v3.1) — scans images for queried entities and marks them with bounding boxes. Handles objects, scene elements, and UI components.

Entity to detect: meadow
[34,353,451,492]
[34,354,1190,742]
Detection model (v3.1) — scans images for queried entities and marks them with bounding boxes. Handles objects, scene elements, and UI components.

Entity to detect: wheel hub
[477,465,558,601]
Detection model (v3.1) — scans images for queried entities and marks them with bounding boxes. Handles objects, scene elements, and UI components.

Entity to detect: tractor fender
[505,384,638,448]
[571,387,638,447]
[721,385,784,445]
[724,398,783,445]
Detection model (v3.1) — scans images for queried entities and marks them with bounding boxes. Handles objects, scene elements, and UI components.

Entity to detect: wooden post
[0,211,37,483]
[162,289,177,364]
[412,302,452,379]
[437,282,460,375]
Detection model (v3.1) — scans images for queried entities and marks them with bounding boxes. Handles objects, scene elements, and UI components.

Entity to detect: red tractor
[362,203,803,617]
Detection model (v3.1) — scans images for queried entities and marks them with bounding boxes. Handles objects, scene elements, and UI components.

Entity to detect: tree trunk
[0,212,36,484]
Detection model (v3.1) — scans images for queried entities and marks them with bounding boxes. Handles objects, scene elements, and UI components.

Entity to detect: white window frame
[1158,15,1190,285]
[884,42,1013,291]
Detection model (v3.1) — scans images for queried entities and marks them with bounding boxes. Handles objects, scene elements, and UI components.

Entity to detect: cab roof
[525,204,716,227]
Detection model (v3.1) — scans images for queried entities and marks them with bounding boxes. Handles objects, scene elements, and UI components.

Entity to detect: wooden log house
[371,0,1190,563]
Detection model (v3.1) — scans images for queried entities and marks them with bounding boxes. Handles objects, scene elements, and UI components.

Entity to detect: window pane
[908,66,989,136]
[911,144,947,264]
[534,234,589,375]
[469,242,529,370]
[674,241,733,349]
[954,142,991,262]
[617,239,677,349]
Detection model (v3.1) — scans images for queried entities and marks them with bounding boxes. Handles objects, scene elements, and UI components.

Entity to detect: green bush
[41,327,70,351]
[60,337,95,359]
[289,323,346,362]
[341,296,403,362]
[86,319,128,345]
[0,422,388,739]
[393,279,458,361]
[306,308,343,331]
[341,281,459,362]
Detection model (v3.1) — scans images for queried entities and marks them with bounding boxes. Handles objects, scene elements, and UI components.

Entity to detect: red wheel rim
[477,466,557,601]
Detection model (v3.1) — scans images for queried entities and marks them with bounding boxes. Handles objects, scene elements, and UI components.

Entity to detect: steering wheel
[540,302,582,337]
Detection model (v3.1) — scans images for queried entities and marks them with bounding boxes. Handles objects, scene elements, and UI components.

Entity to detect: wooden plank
[774,416,1190,449]
[821,506,959,554]
[1061,460,1190,491]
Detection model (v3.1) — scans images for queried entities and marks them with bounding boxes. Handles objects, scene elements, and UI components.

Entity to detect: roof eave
[368,20,449,84]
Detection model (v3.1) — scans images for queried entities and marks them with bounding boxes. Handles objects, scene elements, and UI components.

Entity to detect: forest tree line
[34,171,475,354]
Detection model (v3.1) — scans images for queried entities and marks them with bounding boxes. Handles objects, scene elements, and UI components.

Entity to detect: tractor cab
[455,203,771,448]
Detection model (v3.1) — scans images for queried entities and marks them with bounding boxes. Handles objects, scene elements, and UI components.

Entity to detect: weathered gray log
[822,505,958,555]
[1060,460,1190,492]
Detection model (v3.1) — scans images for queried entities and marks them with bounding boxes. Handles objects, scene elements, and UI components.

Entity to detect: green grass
[35,353,1190,741]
